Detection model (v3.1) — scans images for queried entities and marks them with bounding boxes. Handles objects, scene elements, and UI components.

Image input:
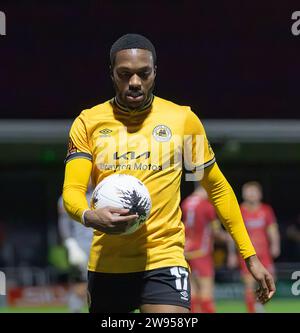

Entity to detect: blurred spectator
[57,185,93,313]
[238,181,281,313]
[181,185,229,313]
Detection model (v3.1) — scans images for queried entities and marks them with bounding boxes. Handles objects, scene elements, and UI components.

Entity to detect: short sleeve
[65,112,92,163]
[183,107,216,171]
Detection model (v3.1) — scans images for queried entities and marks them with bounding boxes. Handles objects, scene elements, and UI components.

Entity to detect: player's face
[242,186,262,204]
[111,49,156,110]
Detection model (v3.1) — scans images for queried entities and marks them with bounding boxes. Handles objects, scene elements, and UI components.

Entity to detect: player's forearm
[267,225,281,257]
[201,163,256,259]
[62,158,92,223]
[268,230,280,249]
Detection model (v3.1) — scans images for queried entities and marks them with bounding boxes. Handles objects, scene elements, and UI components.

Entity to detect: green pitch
[216,298,300,313]
[0,299,299,313]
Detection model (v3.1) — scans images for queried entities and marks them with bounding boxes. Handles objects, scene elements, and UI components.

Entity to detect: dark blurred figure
[286,214,300,262]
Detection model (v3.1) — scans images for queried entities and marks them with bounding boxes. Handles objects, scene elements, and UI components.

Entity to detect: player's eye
[118,72,132,79]
[139,71,151,80]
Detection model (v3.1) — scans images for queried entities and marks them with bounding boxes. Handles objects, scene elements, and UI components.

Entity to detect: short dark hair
[110,33,156,66]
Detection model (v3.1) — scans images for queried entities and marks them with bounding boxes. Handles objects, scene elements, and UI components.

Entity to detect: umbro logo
[99,128,113,137]
[180,291,189,300]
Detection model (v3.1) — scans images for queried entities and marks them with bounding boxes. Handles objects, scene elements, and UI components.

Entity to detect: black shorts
[87,266,191,313]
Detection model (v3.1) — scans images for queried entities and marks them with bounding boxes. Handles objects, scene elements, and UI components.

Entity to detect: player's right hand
[83,207,138,234]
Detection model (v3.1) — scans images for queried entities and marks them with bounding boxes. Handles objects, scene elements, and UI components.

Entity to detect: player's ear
[153,65,157,77]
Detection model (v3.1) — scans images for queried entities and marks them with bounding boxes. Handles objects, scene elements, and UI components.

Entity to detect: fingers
[266,274,276,298]
[91,206,139,234]
[107,207,131,215]
[112,214,138,223]
[95,206,132,216]
[256,274,276,304]
[107,206,138,223]
[255,287,267,304]
[256,276,268,304]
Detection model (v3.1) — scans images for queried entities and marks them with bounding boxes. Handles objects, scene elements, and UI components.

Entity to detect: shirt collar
[111,94,154,113]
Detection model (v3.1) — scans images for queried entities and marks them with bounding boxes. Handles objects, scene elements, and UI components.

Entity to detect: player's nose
[129,74,142,88]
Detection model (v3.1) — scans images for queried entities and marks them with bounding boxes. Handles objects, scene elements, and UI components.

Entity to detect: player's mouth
[126,91,144,102]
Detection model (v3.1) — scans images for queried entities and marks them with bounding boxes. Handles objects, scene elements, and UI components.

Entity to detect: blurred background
[0,0,300,312]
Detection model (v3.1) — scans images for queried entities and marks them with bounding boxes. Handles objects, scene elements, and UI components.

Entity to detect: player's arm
[62,113,137,233]
[63,157,92,223]
[266,209,281,259]
[183,109,256,260]
[200,164,256,258]
[184,108,275,303]
[267,224,280,259]
[201,162,275,304]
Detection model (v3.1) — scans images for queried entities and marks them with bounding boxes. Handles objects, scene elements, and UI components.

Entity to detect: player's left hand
[245,255,276,304]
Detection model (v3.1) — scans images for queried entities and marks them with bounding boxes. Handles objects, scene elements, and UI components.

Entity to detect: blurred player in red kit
[239,181,281,313]
[181,185,228,313]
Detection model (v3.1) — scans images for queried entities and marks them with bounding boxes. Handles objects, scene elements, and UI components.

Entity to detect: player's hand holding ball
[84,207,138,235]
[84,174,152,235]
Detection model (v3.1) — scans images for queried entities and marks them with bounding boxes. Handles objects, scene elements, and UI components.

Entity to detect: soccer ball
[91,174,152,235]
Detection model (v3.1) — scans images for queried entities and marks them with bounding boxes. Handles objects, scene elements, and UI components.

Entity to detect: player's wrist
[82,209,93,227]
[245,254,259,268]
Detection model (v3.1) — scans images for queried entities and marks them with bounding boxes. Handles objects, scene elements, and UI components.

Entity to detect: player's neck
[113,94,154,113]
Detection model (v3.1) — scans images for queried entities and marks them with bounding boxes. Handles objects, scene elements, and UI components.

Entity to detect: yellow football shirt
[65,96,215,273]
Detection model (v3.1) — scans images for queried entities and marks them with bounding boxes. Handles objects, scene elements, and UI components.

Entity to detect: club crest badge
[152,125,172,142]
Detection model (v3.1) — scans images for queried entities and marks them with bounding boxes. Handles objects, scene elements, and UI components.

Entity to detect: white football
[91,174,152,235]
